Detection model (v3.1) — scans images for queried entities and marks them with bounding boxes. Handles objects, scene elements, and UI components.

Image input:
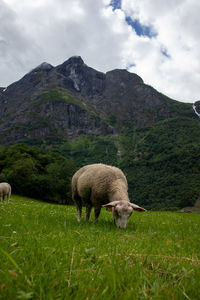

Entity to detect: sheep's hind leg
[8,192,11,202]
[73,193,82,222]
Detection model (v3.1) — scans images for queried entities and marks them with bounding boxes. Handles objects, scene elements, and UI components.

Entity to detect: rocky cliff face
[0,56,196,145]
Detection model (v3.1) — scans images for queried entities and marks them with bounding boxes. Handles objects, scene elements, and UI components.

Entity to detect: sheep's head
[102,200,146,229]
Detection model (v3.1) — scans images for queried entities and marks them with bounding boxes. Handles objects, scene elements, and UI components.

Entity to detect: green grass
[0,195,200,299]
[33,88,86,110]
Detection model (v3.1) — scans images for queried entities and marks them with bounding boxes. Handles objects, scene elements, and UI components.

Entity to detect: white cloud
[1,0,129,84]
[0,0,199,103]
[121,0,200,102]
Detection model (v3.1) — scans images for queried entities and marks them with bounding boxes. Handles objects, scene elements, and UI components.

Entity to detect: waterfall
[192,104,200,118]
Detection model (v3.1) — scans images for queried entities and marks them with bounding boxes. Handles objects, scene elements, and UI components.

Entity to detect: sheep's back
[0,183,10,194]
[76,164,127,201]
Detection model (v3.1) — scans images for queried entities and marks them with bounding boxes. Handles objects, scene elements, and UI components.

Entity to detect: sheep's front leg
[86,204,92,221]
[94,206,101,222]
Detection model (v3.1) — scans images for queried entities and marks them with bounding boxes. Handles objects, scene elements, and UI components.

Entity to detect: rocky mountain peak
[65,56,84,65]
[106,69,143,85]
[55,56,105,94]
[0,55,196,145]
[31,62,53,73]
[57,56,85,73]
[55,56,86,91]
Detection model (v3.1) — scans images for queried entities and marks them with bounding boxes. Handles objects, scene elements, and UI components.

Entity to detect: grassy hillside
[1,113,200,210]
[119,117,200,210]
[0,195,200,299]
[55,116,200,210]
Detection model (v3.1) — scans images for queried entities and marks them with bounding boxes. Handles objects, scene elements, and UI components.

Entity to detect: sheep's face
[103,200,146,229]
[113,203,133,229]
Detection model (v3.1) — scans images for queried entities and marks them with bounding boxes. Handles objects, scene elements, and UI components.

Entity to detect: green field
[0,195,200,300]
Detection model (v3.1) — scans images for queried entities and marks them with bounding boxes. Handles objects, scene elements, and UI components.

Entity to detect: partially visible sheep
[72,164,146,228]
[0,182,11,202]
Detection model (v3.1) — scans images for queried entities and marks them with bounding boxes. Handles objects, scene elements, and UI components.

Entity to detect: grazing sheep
[72,164,146,229]
[0,182,11,202]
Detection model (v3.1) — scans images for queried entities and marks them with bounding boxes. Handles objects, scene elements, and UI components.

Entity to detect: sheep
[72,163,146,228]
[0,182,11,202]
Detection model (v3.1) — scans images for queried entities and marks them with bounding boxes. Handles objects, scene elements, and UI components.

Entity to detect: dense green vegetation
[58,116,200,210]
[1,114,200,209]
[118,117,200,210]
[0,144,75,204]
[0,196,200,299]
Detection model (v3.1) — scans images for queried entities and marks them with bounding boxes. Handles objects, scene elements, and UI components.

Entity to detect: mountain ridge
[0,56,197,145]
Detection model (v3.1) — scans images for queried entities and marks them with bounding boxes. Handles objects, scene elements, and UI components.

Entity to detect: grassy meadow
[0,195,200,300]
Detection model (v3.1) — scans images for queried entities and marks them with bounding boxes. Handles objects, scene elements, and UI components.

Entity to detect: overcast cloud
[0,0,199,103]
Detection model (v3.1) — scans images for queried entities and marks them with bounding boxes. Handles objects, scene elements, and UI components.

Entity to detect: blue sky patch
[109,0,121,10]
[161,47,171,59]
[109,1,156,39]
[125,16,156,38]
[126,63,136,70]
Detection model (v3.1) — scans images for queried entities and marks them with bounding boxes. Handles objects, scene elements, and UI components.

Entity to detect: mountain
[1,56,200,210]
[0,56,197,144]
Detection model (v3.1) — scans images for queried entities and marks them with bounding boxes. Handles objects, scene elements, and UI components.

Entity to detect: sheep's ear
[129,203,147,212]
[102,201,120,209]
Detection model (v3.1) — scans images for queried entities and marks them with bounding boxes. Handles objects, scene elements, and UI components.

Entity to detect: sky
[0,0,199,103]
